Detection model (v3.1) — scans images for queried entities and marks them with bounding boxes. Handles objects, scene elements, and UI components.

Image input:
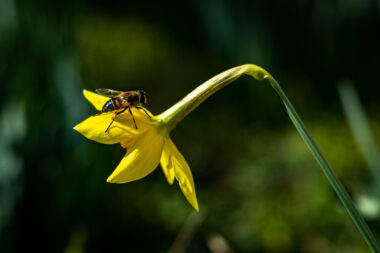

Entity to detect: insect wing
[95,88,124,98]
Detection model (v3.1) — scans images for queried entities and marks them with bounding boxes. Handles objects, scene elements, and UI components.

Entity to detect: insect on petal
[74,112,140,144]
[107,129,165,183]
[160,138,199,211]
[74,106,155,145]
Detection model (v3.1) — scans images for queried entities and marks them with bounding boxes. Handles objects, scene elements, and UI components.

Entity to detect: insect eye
[138,91,146,104]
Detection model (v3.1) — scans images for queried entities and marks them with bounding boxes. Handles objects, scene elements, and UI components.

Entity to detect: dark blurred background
[1,0,380,252]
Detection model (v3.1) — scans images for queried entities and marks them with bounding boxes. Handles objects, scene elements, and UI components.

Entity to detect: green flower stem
[159,64,379,252]
[157,65,266,131]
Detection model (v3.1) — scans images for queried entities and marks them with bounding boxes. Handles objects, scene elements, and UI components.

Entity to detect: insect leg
[105,107,127,133]
[129,107,138,129]
[136,105,151,118]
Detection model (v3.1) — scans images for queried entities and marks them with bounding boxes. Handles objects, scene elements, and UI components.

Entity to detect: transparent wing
[95,88,124,98]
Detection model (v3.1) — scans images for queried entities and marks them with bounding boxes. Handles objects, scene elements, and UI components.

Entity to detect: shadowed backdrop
[0,0,379,252]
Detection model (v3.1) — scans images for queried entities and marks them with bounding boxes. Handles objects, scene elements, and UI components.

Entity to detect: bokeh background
[1,0,380,252]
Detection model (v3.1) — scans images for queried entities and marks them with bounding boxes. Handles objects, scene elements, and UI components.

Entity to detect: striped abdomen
[102,97,124,112]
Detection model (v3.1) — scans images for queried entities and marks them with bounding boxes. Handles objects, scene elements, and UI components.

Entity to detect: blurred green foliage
[0,0,379,252]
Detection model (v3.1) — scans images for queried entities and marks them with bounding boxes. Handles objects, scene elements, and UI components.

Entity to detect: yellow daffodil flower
[74,89,199,211]
[74,64,267,211]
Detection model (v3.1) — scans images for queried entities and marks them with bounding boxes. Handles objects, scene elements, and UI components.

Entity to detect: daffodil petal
[160,142,176,185]
[120,139,134,149]
[74,108,154,144]
[161,138,199,211]
[83,89,110,111]
[107,129,165,183]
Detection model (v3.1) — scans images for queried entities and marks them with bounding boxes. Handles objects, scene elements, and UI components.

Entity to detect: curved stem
[159,64,379,252]
[156,64,266,131]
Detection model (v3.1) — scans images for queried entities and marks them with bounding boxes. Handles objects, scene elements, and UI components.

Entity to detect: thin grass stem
[265,74,379,253]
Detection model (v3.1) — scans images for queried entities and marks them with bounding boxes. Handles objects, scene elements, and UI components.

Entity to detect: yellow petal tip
[106,175,115,183]
[106,172,124,184]
[193,202,199,212]
[83,89,110,111]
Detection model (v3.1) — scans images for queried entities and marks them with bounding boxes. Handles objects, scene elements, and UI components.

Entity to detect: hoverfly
[95,89,151,133]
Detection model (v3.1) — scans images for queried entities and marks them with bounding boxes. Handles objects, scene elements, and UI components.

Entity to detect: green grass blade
[338,81,380,219]
[338,81,380,189]
[267,76,380,252]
